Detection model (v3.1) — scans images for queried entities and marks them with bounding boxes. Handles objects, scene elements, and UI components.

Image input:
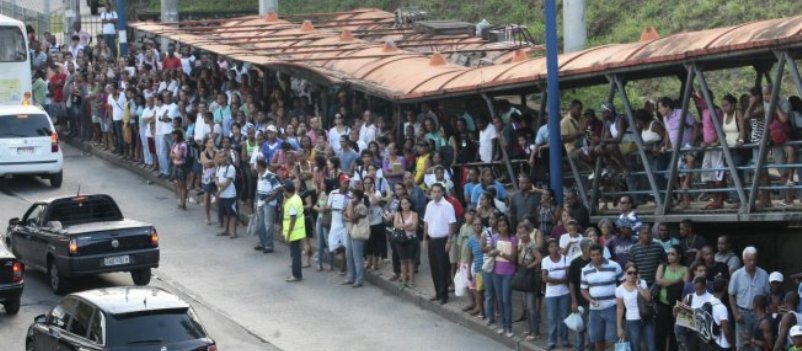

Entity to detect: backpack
[770,118,791,145]
[696,301,722,345]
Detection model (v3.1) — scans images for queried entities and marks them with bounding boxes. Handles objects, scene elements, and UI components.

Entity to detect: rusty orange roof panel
[131,10,802,103]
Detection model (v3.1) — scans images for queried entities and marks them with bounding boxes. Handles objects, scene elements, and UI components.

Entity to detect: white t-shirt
[541,255,570,297]
[100,11,118,35]
[216,165,237,199]
[107,94,126,121]
[154,104,172,136]
[615,280,648,321]
[193,116,211,143]
[479,124,497,163]
[180,56,195,76]
[559,233,584,261]
[687,291,713,309]
[359,123,377,146]
[711,297,730,349]
[328,126,349,154]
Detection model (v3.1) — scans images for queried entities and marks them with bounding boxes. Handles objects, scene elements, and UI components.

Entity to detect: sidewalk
[64,137,558,351]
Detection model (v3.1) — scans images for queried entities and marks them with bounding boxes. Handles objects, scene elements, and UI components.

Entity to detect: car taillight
[12,261,23,282]
[51,132,59,152]
[150,229,159,247]
[207,345,217,351]
[68,239,78,255]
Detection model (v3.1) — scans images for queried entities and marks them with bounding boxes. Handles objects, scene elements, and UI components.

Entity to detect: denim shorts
[588,306,617,343]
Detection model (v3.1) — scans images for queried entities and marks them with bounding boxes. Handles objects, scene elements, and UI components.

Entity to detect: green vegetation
[145,0,802,105]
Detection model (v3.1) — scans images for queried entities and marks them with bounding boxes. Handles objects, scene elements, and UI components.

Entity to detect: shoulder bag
[349,203,371,241]
[390,212,412,244]
[511,245,537,292]
[481,236,496,273]
[637,280,658,322]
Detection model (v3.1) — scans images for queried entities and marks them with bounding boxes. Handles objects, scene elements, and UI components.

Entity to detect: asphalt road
[0,144,508,351]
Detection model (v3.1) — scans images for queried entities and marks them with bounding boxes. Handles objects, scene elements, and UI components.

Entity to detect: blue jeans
[257,205,276,250]
[316,217,332,269]
[483,271,495,322]
[112,120,124,153]
[626,319,656,351]
[546,294,570,346]
[492,273,514,332]
[575,306,590,351]
[735,307,755,350]
[346,237,366,284]
[104,34,117,57]
[589,306,617,343]
[525,291,541,334]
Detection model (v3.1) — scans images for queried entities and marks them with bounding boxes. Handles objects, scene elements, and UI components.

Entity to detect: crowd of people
[22,5,802,350]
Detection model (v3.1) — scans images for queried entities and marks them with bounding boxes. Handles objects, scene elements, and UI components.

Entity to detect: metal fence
[0,0,50,36]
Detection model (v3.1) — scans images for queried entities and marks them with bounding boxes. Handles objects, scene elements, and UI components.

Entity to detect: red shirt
[49,72,67,103]
[162,56,181,70]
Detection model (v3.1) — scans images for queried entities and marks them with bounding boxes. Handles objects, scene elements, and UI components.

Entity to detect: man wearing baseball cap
[770,272,787,313]
[283,180,305,282]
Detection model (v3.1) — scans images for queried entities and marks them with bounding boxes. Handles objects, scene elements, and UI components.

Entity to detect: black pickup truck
[0,242,23,314]
[4,194,159,294]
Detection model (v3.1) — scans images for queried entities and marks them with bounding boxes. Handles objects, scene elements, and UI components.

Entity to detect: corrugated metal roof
[131,10,802,102]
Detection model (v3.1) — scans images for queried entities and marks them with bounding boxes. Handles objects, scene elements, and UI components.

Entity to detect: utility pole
[160,0,178,52]
[259,0,278,16]
[545,0,563,202]
[116,0,128,56]
[563,0,587,52]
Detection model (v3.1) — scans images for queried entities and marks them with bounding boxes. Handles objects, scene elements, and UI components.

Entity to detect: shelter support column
[747,53,786,210]
[481,94,518,192]
[693,65,748,212]
[660,67,695,215]
[784,52,802,97]
[610,75,663,212]
[589,81,618,214]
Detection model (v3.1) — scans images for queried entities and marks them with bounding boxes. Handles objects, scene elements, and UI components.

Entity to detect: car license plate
[104,255,130,266]
[17,147,34,155]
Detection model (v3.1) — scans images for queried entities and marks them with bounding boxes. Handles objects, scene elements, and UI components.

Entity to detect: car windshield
[107,308,207,346]
[0,114,52,138]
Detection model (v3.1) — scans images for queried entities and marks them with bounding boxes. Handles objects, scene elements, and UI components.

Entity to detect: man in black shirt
[679,219,705,267]
[565,189,590,228]
[569,238,592,351]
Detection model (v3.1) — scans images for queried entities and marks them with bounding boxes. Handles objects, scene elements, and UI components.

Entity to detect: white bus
[0,14,32,105]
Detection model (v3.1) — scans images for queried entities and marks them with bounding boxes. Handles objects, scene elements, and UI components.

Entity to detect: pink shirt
[701,108,721,144]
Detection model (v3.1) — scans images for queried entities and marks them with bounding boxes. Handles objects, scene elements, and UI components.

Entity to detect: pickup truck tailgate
[68,219,155,255]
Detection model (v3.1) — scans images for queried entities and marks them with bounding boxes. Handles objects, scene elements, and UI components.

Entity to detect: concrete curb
[65,137,543,351]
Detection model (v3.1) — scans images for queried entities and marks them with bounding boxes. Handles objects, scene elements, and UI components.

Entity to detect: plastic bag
[454,265,469,297]
[563,307,585,332]
[246,214,259,237]
[615,339,631,351]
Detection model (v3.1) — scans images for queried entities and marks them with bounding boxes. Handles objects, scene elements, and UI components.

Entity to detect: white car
[0,105,63,187]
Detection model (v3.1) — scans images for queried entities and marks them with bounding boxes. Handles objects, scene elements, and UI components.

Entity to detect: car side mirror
[8,217,19,226]
[34,314,46,324]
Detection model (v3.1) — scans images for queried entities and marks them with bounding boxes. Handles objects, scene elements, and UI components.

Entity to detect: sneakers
[505,331,514,338]
[496,328,505,335]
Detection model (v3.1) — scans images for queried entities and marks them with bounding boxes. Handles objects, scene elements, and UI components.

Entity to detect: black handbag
[511,246,537,292]
[637,286,658,322]
[390,212,412,244]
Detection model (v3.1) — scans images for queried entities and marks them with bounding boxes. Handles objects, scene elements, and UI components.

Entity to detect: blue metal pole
[116,0,128,56]
[545,0,563,202]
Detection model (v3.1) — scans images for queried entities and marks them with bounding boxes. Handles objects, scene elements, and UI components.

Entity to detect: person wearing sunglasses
[616,262,656,351]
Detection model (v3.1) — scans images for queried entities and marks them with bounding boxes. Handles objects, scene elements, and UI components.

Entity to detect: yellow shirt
[560,114,584,153]
[414,152,430,187]
[282,194,306,241]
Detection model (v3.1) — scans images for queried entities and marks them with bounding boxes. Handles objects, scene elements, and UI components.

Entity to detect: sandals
[703,202,722,210]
